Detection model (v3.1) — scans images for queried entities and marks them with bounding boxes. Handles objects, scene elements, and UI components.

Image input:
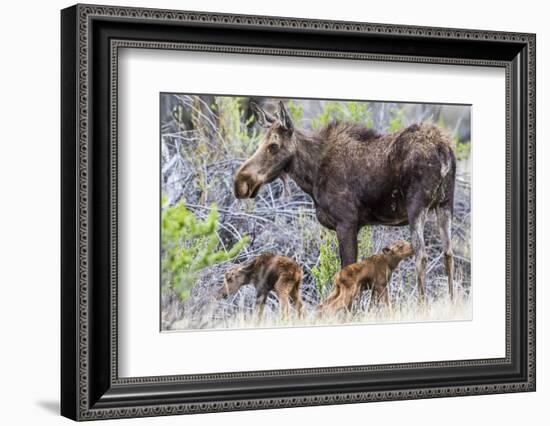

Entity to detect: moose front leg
[335,223,358,267]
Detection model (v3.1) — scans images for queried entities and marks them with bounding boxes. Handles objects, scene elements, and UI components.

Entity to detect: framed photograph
[61,4,536,421]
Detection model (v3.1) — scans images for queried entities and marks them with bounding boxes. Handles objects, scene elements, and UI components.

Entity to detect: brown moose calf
[321,240,413,316]
[219,253,303,321]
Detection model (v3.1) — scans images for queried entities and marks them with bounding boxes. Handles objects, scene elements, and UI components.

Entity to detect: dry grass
[168,279,472,331]
[169,294,472,332]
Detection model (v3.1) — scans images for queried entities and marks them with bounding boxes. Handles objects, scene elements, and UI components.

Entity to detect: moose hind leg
[436,205,454,300]
[409,207,428,303]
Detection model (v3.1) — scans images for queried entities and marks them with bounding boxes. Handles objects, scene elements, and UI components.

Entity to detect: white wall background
[0,0,546,424]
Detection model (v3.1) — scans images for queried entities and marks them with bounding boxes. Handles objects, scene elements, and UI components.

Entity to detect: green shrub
[439,117,470,161]
[312,101,373,129]
[455,136,471,161]
[386,107,406,132]
[311,230,340,297]
[347,101,372,125]
[287,100,303,124]
[161,197,249,300]
[217,97,258,155]
[357,226,373,260]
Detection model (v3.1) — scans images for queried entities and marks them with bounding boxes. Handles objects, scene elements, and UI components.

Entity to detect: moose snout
[234,175,250,199]
[216,279,229,300]
[392,240,414,258]
[234,167,263,199]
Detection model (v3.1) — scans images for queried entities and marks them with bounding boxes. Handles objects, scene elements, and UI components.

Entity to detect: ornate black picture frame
[61,4,536,421]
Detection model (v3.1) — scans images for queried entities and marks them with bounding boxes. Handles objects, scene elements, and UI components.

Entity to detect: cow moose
[320,240,414,316]
[218,253,303,320]
[234,101,456,302]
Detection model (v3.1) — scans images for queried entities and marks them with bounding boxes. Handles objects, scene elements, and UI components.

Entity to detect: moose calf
[321,240,413,316]
[219,253,303,321]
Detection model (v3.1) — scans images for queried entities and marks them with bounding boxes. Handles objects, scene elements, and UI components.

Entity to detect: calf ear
[277,101,294,133]
[382,247,392,255]
[239,258,256,275]
[250,102,275,128]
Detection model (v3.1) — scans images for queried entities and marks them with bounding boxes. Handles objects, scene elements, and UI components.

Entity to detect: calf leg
[436,205,454,300]
[365,287,376,312]
[373,285,392,312]
[274,280,291,321]
[336,223,359,267]
[255,292,267,322]
[319,284,340,318]
[322,281,341,305]
[323,287,355,317]
[290,284,303,318]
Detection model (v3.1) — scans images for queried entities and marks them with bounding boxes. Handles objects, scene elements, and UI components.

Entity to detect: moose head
[234,101,295,199]
[381,240,414,269]
[218,261,254,299]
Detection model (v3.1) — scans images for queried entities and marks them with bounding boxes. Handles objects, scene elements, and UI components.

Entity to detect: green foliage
[287,100,303,124]
[161,197,249,301]
[347,101,372,125]
[439,116,470,161]
[311,226,373,296]
[311,101,373,129]
[217,97,258,155]
[387,107,406,132]
[455,135,471,161]
[357,226,373,260]
[311,230,340,297]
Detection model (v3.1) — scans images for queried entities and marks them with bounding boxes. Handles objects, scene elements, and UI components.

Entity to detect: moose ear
[250,102,275,128]
[277,101,294,133]
[382,246,392,255]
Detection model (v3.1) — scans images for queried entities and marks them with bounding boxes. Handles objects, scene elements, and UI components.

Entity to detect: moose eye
[268,143,280,155]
